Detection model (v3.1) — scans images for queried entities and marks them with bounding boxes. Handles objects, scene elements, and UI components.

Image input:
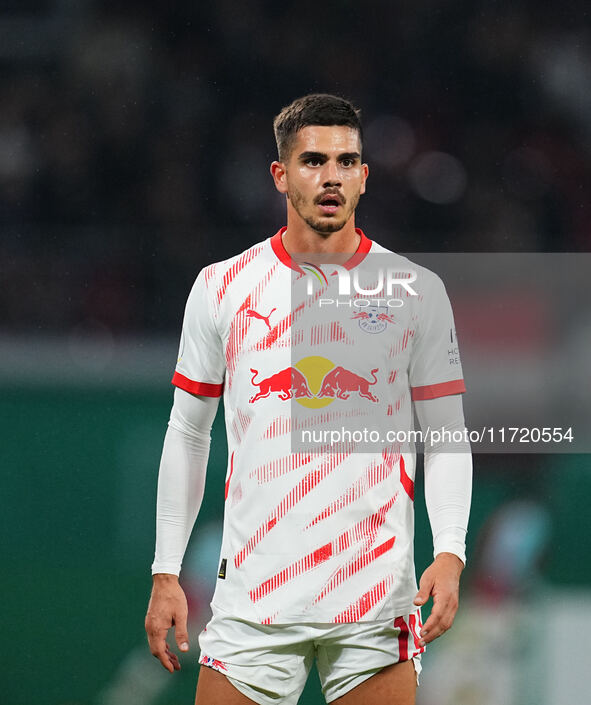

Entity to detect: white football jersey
[173,227,465,624]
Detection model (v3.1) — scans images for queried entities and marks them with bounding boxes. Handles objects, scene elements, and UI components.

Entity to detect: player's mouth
[317,192,344,215]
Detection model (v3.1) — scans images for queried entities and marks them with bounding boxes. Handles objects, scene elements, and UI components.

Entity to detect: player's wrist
[152,572,180,583]
[434,551,464,572]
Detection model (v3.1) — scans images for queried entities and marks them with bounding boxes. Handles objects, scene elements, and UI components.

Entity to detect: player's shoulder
[198,236,273,288]
[369,238,443,290]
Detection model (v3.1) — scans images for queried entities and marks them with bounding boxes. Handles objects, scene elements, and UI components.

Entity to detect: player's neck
[282,216,360,265]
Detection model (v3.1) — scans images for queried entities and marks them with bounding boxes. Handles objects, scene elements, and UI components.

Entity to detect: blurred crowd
[1,0,590,334]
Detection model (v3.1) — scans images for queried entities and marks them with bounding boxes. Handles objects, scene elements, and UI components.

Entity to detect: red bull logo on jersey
[317,366,379,402]
[249,356,379,406]
[249,367,314,403]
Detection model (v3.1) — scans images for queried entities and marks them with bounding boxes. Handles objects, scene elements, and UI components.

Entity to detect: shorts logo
[352,306,396,334]
[199,654,228,672]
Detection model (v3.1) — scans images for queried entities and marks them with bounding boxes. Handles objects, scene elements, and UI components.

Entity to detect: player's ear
[270,161,288,194]
[360,162,369,195]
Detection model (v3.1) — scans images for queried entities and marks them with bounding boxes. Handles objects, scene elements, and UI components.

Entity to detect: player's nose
[322,159,342,187]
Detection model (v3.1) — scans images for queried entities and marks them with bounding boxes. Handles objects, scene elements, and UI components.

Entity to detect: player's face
[273,125,368,234]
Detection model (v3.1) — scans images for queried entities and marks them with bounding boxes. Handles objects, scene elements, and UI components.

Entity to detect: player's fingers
[148,632,175,673]
[422,619,453,644]
[167,655,181,670]
[421,597,449,637]
[146,625,167,656]
[146,624,168,653]
[413,574,434,606]
[436,597,459,635]
[165,644,182,670]
[427,588,458,630]
[422,602,457,643]
[174,612,190,652]
[154,645,175,673]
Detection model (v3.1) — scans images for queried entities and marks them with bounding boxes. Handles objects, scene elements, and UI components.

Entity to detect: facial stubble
[287,184,362,236]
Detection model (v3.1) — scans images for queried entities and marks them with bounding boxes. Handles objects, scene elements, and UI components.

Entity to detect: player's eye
[305,158,323,167]
[340,158,355,167]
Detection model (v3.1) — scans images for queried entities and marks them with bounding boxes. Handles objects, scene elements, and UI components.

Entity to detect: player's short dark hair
[273,93,362,162]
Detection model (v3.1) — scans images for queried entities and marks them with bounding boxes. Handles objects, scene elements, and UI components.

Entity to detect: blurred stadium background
[2,1,591,704]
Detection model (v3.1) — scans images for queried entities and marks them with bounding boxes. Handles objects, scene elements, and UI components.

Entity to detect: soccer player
[145,94,472,705]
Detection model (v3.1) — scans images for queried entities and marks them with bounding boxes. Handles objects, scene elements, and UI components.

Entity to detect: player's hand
[413,552,464,646]
[145,573,190,673]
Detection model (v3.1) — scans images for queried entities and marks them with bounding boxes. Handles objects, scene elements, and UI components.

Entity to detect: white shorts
[198,604,424,705]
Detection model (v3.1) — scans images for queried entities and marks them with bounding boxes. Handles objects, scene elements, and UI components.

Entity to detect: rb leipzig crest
[352,306,396,334]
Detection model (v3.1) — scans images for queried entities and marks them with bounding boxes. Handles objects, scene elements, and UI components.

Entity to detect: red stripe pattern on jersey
[306,451,400,528]
[214,244,265,307]
[386,389,409,416]
[224,452,235,501]
[234,448,355,568]
[388,327,415,358]
[333,574,395,623]
[251,452,316,484]
[203,263,217,286]
[259,407,372,443]
[399,455,414,501]
[225,265,278,389]
[230,408,253,443]
[310,321,355,346]
[249,495,397,603]
[225,294,254,388]
[260,414,292,439]
[293,407,373,431]
[253,301,305,351]
[311,535,396,608]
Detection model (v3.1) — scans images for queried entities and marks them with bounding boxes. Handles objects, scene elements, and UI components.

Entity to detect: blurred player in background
[145,94,472,705]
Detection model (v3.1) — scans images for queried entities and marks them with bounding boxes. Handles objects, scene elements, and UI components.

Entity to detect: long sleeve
[151,387,221,576]
[414,394,473,565]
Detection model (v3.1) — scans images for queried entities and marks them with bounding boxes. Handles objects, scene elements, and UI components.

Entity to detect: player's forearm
[151,424,210,575]
[151,388,220,576]
[414,395,473,565]
[424,448,472,564]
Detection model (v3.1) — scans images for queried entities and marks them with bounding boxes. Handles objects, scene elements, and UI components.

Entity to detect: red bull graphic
[249,367,314,403]
[317,366,379,402]
[249,358,379,404]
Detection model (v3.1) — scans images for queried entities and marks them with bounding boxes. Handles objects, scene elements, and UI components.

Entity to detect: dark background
[2,0,590,335]
[1,2,590,704]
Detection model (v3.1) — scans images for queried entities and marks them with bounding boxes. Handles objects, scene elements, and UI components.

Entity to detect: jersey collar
[270,226,373,274]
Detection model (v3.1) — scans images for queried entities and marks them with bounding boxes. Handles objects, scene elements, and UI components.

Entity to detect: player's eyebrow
[338,152,361,161]
[297,151,361,162]
[298,151,327,161]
